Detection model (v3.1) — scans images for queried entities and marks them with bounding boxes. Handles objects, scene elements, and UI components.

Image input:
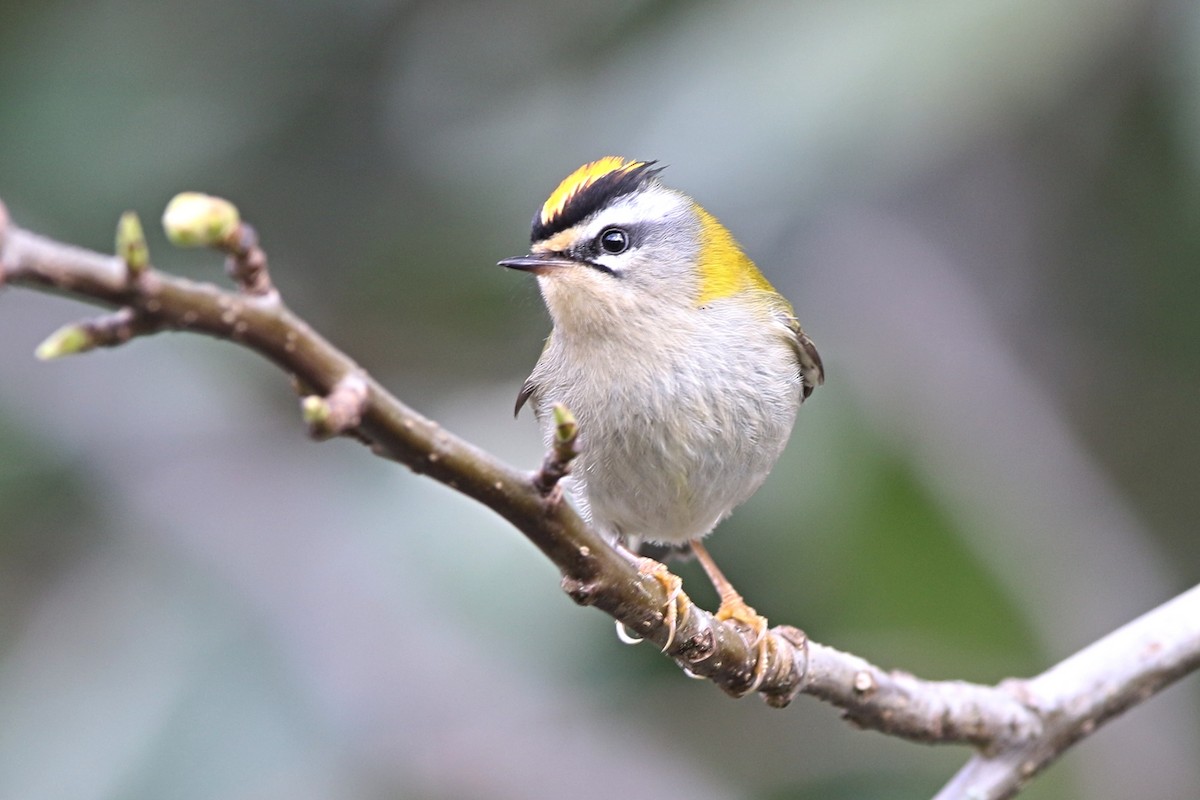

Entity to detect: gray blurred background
[1,2,1199,798]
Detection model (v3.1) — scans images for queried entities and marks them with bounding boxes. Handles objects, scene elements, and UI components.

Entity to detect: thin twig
[35,307,160,359]
[532,402,578,500]
[936,583,1200,799]
[221,222,274,296]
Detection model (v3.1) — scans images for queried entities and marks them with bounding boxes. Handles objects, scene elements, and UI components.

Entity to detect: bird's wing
[783,313,824,401]
[514,333,554,418]
[514,377,537,418]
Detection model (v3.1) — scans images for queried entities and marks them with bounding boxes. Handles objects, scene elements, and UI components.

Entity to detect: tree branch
[1,195,1197,799]
[937,583,1200,799]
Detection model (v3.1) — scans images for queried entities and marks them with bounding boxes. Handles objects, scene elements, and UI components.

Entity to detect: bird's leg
[690,539,769,692]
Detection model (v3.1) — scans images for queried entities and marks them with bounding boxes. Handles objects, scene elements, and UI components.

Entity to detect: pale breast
[530,302,802,544]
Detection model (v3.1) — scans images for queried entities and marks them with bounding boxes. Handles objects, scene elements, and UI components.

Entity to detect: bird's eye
[598,227,629,255]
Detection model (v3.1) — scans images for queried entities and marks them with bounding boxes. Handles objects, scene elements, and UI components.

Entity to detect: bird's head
[499,157,780,334]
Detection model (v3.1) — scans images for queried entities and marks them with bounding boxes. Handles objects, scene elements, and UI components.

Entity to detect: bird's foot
[691,536,771,695]
[713,592,770,694]
[636,557,687,652]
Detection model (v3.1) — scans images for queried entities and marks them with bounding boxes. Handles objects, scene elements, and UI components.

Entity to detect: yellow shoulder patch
[694,205,776,305]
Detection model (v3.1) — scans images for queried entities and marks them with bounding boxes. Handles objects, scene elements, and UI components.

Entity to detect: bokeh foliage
[1,2,1198,799]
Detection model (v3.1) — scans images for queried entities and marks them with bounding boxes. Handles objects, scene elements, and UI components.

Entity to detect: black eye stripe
[569,223,640,274]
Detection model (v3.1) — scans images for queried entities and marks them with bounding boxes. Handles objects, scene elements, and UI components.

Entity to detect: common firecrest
[500,158,823,672]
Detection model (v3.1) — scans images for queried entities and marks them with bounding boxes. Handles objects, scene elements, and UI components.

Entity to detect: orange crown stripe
[539,157,648,225]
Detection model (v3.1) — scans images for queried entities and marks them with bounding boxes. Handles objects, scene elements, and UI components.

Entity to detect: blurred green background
[1,1,1199,798]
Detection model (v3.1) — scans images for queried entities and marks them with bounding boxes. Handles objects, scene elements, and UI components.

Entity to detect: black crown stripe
[531,161,664,244]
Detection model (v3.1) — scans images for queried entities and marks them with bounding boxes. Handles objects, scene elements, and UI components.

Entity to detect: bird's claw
[715,596,770,694]
[638,558,687,652]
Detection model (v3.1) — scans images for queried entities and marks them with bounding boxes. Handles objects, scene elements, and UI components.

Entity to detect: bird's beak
[497,253,578,274]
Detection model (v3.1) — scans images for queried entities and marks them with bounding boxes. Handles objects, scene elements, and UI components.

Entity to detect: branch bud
[552,403,578,447]
[35,323,94,360]
[162,192,240,248]
[116,211,149,277]
[534,403,580,497]
[301,394,332,434]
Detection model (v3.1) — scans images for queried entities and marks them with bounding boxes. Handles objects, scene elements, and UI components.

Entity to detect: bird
[498,157,822,683]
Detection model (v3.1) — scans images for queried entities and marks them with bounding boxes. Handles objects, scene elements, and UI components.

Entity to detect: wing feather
[514,379,537,417]
[783,314,824,400]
